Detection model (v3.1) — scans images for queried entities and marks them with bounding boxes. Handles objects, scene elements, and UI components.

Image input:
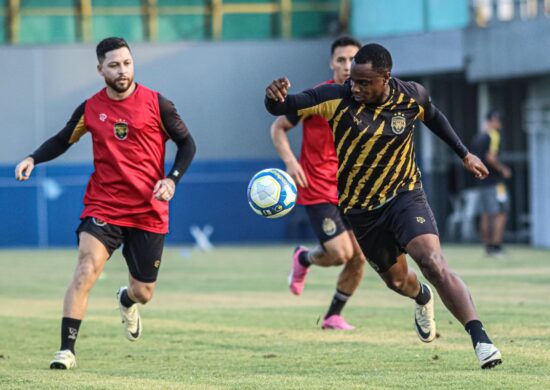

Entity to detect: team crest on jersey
[114,121,129,140]
[322,218,337,236]
[391,113,406,135]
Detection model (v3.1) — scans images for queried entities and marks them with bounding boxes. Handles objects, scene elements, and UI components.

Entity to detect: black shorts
[346,189,438,273]
[76,217,165,283]
[305,203,352,244]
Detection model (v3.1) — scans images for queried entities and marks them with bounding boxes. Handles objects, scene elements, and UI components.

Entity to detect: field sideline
[0,245,549,389]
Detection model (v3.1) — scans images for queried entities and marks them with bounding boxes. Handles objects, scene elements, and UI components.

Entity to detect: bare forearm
[271,127,297,166]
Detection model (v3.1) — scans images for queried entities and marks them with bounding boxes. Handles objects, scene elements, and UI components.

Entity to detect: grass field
[0,245,549,389]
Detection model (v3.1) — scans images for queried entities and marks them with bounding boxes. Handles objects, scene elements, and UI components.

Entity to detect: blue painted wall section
[0,161,315,248]
[352,0,469,38]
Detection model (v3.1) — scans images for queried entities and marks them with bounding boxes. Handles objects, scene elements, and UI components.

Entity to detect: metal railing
[3,0,349,43]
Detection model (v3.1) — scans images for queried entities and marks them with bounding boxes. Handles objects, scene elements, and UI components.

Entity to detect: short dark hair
[96,37,131,63]
[354,43,392,71]
[486,110,501,121]
[331,36,361,56]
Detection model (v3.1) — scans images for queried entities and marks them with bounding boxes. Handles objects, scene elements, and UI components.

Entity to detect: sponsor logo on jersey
[154,260,161,269]
[99,113,107,122]
[416,216,426,224]
[114,121,129,140]
[391,113,406,135]
[322,217,337,236]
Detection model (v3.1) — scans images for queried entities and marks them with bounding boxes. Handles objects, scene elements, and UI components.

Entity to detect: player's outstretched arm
[423,107,489,180]
[270,116,308,188]
[423,105,470,159]
[424,107,488,180]
[15,157,35,181]
[265,78,345,119]
[14,102,88,182]
[463,152,489,180]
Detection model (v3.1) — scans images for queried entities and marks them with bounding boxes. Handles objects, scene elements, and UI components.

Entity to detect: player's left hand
[153,178,176,202]
[463,152,489,180]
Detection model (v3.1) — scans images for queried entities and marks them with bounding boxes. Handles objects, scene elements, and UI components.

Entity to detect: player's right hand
[15,157,35,181]
[266,77,291,102]
[286,161,308,188]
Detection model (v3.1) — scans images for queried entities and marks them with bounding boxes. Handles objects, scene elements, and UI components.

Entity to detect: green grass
[0,245,549,389]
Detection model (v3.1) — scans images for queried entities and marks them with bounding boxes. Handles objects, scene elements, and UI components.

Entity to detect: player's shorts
[346,188,439,273]
[76,217,165,283]
[305,203,352,244]
[477,183,509,214]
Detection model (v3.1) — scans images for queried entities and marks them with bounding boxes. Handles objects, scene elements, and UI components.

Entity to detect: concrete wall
[526,77,550,247]
[0,39,342,247]
[0,40,338,164]
[1,32,549,247]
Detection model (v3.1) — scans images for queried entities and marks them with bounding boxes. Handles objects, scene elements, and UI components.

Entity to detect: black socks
[298,250,312,268]
[325,290,351,318]
[465,320,492,347]
[60,317,82,354]
[119,289,137,308]
[414,282,431,305]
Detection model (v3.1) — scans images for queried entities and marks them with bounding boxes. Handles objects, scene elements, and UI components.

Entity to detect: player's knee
[348,253,366,272]
[418,252,446,284]
[385,276,407,293]
[72,260,100,290]
[326,247,353,265]
[132,287,153,304]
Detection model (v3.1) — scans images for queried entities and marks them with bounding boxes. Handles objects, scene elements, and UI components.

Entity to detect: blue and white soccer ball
[247,168,297,219]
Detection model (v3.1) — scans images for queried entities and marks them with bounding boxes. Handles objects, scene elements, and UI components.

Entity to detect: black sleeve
[408,81,435,121]
[30,102,86,164]
[424,105,469,159]
[265,83,345,120]
[158,94,196,184]
[285,114,301,126]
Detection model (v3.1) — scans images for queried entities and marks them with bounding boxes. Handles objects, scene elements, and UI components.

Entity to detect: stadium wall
[0,160,320,247]
[2,30,549,247]
[0,37,466,248]
[0,40,334,247]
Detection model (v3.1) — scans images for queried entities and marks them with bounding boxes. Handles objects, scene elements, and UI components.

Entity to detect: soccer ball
[247,168,297,218]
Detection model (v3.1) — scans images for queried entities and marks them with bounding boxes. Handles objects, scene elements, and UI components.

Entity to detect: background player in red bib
[270,37,366,330]
[15,37,196,369]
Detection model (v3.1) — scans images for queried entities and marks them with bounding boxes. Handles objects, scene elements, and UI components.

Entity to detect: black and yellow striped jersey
[266,77,468,213]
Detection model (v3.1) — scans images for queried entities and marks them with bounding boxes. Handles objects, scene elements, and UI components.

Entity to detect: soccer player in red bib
[15,37,196,370]
[270,37,366,330]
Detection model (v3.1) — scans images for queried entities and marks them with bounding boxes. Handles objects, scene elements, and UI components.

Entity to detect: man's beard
[106,76,134,93]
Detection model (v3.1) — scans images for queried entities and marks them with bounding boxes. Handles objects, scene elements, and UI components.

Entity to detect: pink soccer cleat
[288,246,309,295]
[322,315,355,330]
